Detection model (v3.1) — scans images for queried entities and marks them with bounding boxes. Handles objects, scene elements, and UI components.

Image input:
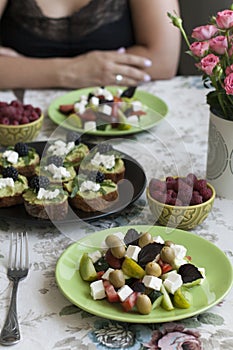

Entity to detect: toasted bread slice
[23,186,68,220]
[79,152,125,183]
[0,148,40,178]
[0,174,28,207]
[64,178,118,212]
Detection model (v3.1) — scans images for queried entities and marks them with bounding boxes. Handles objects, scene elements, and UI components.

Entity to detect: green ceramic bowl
[146,182,215,230]
[0,113,44,146]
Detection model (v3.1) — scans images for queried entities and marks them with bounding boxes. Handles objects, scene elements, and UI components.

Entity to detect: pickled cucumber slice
[79,253,97,282]
[160,284,174,311]
[117,109,131,130]
[67,113,83,128]
[173,287,192,309]
[122,257,145,279]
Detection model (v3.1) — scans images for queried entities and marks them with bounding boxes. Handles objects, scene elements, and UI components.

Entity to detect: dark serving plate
[0,141,146,225]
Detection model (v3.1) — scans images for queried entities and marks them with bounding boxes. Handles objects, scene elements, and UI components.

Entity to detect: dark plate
[0,141,146,225]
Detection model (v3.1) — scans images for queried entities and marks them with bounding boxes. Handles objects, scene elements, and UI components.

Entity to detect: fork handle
[0,280,20,345]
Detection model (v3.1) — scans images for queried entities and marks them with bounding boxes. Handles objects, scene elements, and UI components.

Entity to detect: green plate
[55,225,233,323]
[48,87,168,136]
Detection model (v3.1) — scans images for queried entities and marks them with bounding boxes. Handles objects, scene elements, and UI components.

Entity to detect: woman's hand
[58,49,152,88]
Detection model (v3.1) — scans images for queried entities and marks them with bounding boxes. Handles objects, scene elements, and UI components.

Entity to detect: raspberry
[21,116,30,124]
[29,175,50,192]
[14,142,29,157]
[151,191,167,203]
[166,176,177,190]
[2,166,18,181]
[1,117,10,125]
[200,187,212,201]
[29,111,39,121]
[66,131,81,144]
[149,178,167,193]
[190,192,203,205]
[46,155,63,167]
[34,107,42,116]
[194,179,207,192]
[177,188,193,205]
[185,173,198,187]
[97,143,113,154]
[10,100,23,108]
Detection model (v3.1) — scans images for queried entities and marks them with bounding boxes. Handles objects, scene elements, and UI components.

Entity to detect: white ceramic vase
[206,109,233,199]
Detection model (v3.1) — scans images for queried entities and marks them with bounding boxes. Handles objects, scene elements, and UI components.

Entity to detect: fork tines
[9,232,29,270]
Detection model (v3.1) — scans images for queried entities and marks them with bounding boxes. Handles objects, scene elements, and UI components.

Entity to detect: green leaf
[197,312,224,326]
[59,305,81,316]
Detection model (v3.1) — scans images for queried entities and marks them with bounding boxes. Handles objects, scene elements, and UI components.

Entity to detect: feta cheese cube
[99,104,112,116]
[117,285,134,302]
[125,245,141,261]
[127,115,139,127]
[198,267,206,284]
[101,268,115,280]
[112,231,125,242]
[74,102,86,114]
[84,121,97,131]
[173,244,187,259]
[89,96,99,107]
[88,250,102,263]
[131,100,143,111]
[163,272,183,294]
[90,280,106,300]
[0,178,14,189]
[2,150,19,164]
[142,275,162,290]
[153,235,165,244]
[116,88,123,97]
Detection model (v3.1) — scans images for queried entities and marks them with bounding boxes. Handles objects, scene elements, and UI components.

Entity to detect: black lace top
[0,0,135,57]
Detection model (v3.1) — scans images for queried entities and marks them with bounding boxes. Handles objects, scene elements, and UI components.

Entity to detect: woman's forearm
[0,56,63,89]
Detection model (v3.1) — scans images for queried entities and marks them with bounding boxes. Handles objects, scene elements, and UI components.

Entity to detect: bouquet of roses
[168,5,233,120]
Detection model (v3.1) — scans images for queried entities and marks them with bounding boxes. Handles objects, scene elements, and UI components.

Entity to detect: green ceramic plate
[55,225,233,323]
[48,87,168,136]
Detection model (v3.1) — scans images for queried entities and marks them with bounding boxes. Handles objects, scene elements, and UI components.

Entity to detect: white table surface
[0,76,233,350]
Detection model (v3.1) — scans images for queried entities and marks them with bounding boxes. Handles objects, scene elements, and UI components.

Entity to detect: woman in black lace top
[0,0,180,89]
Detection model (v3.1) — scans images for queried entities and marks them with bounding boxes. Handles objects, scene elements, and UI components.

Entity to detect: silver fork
[0,232,29,346]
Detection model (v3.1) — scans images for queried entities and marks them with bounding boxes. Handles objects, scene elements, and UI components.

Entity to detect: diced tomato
[59,104,74,114]
[186,255,192,261]
[158,258,173,274]
[97,271,105,279]
[113,96,123,103]
[121,292,138,312]
[103,281,119,303]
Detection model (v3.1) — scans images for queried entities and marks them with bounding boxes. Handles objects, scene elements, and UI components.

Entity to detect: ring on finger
[115,74,123,83]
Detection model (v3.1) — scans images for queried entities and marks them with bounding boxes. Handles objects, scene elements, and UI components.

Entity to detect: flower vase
[206,109,233,199]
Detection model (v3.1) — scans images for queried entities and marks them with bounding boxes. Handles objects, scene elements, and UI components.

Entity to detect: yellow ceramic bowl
[146,182,215,230]
[0,113,44,146]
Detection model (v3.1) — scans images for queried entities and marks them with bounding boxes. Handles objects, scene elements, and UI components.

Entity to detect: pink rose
[190,41,209,57]
[144,323,202,350]
[200,54,220,75]
[224,72,233,94]
[216,10,233,29]
[191,25,218,40]
[225,64,233,75]
[209,35,228,54]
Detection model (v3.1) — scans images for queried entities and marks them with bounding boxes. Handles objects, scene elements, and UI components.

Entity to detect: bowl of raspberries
[0,100,43,146]
[146,173,215,230]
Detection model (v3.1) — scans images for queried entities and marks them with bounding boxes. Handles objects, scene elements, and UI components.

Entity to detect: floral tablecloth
[0,76,233,350]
